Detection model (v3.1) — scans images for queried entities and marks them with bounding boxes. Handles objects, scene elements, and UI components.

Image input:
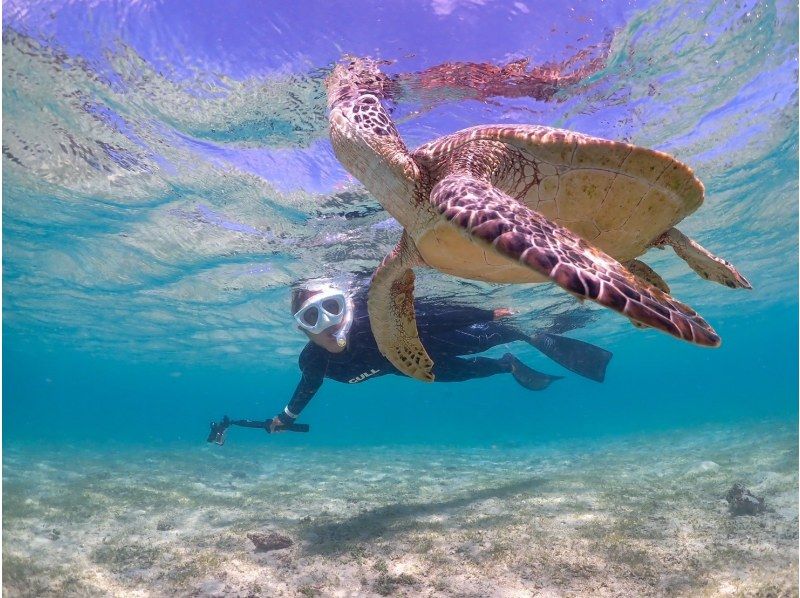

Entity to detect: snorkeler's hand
[268,416,287,434]
[493,308,514,320]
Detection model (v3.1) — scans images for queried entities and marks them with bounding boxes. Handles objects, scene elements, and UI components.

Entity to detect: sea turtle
[325,58,750,381]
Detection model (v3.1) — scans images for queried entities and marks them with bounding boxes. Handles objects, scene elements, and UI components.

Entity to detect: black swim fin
[501,354,563,391]
[528,332,612,383]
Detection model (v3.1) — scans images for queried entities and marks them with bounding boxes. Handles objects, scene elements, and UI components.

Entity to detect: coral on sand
[725,483,766,516]
[247,531,293,552]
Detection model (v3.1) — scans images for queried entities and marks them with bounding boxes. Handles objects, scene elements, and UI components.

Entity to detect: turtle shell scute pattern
[416,125,705,260]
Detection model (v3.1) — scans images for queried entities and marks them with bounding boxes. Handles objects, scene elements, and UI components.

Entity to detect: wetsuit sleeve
[279,344,328,423]
[415,300,496,330]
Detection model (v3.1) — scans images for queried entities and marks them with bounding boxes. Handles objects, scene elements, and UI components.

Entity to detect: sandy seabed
[3,421,797,597]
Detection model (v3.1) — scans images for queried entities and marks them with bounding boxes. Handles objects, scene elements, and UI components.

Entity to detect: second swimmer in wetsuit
[268,280,612,431]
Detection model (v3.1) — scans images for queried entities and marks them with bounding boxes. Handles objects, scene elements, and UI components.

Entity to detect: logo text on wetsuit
[348,369,380,383]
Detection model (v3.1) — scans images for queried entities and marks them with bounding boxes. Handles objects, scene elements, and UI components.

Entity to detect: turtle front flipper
[368,231,435,381]
[656,228,751,289]
[430,174,721,347]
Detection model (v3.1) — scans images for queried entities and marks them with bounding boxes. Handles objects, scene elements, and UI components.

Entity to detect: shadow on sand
[299,476,546,555]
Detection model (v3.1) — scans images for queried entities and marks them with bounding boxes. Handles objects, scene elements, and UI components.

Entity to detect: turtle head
[325,57,401,154]
[325,57,395,109]
[325,57,420,226]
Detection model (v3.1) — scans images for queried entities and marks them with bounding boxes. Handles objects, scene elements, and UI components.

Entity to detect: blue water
[5,306,798,447]
[2,0,798,595]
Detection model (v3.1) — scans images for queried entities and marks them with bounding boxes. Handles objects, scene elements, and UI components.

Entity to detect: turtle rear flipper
[368,231,435,381]
[624,259,671,293]
[430,174,721,347]
[656,228,751,289]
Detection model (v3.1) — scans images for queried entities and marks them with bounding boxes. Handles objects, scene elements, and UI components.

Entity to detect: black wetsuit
[279,293,525,422]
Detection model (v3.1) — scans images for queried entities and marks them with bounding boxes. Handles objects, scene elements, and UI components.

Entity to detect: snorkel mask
[293,287,354,348]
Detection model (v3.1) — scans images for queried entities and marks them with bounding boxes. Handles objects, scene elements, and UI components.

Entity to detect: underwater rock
[156,519,176,531]
[725,483,766,516]
[47,528,61,541]
[247,531,293,552]
[197,579,227,596]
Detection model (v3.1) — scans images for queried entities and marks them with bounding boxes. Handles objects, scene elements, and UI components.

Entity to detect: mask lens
[321,298,342,315]
[301,306,319,326]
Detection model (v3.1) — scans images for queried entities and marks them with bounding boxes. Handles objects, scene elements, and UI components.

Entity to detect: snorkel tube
[332,294,354,348]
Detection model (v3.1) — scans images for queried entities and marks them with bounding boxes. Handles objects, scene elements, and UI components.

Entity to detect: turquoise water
[3,0,798,595]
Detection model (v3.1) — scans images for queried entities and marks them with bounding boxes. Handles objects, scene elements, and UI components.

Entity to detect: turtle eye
[321,298,342,315]
[301,307,319,326]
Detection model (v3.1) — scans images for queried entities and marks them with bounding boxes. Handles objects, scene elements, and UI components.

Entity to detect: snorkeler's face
[294,289,349,353]
[304,325,347,353]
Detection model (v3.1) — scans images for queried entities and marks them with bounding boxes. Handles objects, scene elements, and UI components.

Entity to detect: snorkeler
[209,278,612,441]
